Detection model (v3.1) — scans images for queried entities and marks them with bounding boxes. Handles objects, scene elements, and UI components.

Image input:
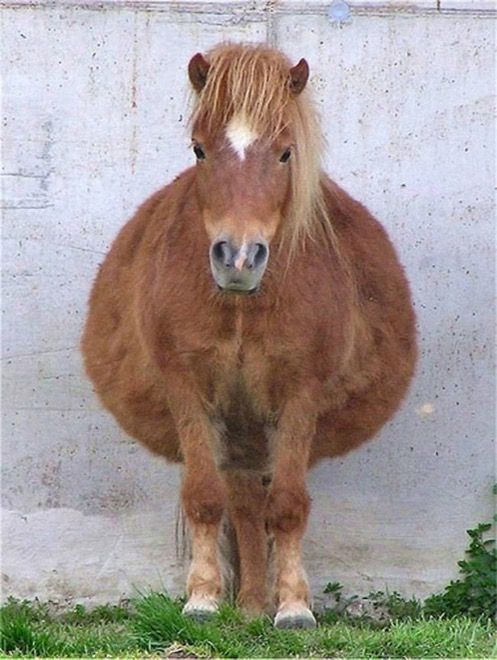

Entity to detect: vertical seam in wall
[130,9,139,175]
[265,1,278,47]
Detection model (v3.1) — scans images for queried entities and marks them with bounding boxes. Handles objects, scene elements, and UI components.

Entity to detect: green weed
[423,489,496,620]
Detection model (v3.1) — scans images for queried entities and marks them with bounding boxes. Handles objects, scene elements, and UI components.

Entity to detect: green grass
[1,593,496,658]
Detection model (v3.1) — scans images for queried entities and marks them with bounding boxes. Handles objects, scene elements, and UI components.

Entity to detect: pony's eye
[279,148,291,163]
[193,144,206,160]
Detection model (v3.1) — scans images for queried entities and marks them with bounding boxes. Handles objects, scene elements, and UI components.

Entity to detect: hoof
[274,605,316,629]
[238,594,267,620]
[240,605,267,621]
[182,596,219,622]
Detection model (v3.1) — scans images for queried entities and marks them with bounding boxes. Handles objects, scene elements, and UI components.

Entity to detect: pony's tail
[218,514,240,603]
[174,500,190,564]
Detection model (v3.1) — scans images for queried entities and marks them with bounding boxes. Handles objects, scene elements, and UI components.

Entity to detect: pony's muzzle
[209,237,269,293]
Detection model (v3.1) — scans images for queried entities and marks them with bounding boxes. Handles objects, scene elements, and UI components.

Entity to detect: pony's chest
[208,336,272,415]
[182,317,274,417]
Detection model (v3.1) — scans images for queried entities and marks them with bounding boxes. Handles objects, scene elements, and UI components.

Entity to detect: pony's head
[188,43,327,294]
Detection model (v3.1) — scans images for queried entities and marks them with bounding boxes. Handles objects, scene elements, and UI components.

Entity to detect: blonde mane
[190,43,337,256]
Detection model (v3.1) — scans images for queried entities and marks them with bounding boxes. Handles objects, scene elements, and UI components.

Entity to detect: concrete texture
[2,1,495,606]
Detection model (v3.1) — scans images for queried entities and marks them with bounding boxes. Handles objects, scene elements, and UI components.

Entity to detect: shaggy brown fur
[81,43,416,627]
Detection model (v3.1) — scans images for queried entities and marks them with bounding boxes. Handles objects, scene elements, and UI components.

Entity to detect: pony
[81,43,416,629]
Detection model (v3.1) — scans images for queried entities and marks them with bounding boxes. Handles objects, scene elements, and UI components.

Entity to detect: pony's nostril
[245,242,268,270]
[253,242,268,268]
[212,241,232,268]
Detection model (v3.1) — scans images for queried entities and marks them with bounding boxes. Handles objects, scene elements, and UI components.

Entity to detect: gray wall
[2,0,495,606]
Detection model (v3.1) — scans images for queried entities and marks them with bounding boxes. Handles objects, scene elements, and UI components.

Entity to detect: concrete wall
[2,0,495,607]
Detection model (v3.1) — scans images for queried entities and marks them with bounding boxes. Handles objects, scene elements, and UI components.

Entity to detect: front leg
[165,379,226,619]
[267,389,319,629]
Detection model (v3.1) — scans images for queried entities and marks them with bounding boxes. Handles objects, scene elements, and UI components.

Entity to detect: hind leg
[223,470,269,616]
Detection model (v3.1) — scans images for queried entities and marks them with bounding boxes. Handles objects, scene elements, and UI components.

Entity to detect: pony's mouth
[217,284,258,295]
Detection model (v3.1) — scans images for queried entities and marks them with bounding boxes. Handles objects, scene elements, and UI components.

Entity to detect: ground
[1,592,496,658]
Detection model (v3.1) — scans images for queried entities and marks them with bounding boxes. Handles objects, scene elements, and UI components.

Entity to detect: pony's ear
[289,58,309,96]
[188,53,210,93]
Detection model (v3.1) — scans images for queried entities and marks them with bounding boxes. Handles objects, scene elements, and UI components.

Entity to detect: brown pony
[82,43,416,629]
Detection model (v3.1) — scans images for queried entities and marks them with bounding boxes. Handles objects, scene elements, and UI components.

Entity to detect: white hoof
[274,604,316,629]
[182,596,219,621]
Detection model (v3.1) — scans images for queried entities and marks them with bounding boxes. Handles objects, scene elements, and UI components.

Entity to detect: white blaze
[234,242,248,271]
[226,116,258,161]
